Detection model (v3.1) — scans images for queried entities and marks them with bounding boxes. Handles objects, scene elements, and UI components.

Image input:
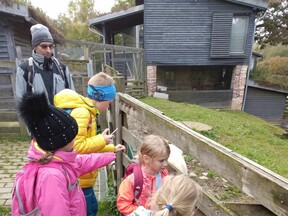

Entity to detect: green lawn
[140,97,288,178]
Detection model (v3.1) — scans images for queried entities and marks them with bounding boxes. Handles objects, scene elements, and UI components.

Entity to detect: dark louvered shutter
[210,13,233,58]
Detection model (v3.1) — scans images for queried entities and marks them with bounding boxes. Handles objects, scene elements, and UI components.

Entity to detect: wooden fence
[110,93,288,216]
[54,38,145,81]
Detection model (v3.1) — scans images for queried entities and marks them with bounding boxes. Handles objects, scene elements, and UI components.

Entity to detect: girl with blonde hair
[129,174,201,216]
[117,135,171,216]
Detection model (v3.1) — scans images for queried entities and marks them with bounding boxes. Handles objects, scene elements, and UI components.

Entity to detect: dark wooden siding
[0,16,31,60]
[0,25,9,60]
[144,0,256,66]
[12,20,32,59]
[244,87,287,124]
[0,18,15,60]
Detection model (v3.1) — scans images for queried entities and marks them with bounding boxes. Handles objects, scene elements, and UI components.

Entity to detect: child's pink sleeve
[76,152,116,176]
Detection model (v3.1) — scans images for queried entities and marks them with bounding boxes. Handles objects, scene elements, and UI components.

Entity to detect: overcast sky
[29,0,115,19]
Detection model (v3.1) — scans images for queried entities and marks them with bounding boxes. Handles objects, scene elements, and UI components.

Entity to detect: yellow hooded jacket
[54,89,114,188]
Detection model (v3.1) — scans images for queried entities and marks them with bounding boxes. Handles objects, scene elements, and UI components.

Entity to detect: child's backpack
[64,108,92,131]
[19,57,68,93]
[124,163,143,204]
[12,162,78,216]
[124,162,163,205]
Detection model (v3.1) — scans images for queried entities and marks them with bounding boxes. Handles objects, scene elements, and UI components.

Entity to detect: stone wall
[231,65,248,110]
[147,65,157,96]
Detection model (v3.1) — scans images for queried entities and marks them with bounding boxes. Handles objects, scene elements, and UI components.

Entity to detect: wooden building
[0,0,64,135]
[89,0,268,110]
[0,0,63,73]
[244,80,288,125]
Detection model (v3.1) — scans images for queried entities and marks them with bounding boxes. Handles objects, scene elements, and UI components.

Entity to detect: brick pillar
[147,65,157,96]
[231,65,248,110]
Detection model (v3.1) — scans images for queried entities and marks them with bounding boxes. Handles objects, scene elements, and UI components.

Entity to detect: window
[210,13,249,58]
[165,71,175,87]
[230,16,249,54]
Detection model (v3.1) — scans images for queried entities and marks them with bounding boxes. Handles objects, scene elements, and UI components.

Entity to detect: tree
[110,0,136,46]
[256,0,288,46]
[111,0,135,12]
[56,0,100,41]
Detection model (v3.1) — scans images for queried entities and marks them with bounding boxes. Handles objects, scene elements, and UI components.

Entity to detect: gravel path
[0,141,28,206]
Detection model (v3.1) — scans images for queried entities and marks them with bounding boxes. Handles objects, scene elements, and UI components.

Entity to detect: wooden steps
[0,74,23,136]
[0,121,20,134]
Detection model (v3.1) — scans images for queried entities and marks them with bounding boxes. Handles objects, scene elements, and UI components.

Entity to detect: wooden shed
[0,0,64,135]
[244,80,288,125]
[89,0,268,110]
[0,0,63,73]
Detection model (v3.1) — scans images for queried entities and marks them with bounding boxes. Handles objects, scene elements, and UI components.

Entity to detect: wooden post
[115,93,124,190]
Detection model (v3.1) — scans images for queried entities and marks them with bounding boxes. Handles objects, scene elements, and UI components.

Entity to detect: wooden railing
[125,80,146,98]
[111,93,288,216]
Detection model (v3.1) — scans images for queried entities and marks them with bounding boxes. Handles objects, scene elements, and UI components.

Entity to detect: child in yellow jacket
[54,72,125,216]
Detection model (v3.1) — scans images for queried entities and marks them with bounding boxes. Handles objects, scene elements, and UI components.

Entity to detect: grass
[0,206,10,216]
[98,168,118,216]
[140,97,288,178]
[217,183,242,201]
[0,135,30,143]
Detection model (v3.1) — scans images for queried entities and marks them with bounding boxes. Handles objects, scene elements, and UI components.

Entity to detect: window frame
[210,13,250,58]
[229,15,249,55]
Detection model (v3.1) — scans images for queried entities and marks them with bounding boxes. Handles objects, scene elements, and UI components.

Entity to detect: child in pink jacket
[12,92,125,216]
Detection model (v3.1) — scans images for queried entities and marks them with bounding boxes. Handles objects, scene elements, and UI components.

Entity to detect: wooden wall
[244,87,287,125]
[144,0,255,66]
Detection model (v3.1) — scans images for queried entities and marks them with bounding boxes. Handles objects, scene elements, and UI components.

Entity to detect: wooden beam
[121,125,238,215]
[116,93,288,216]
[225,203,276,216]
[0,60,16,68]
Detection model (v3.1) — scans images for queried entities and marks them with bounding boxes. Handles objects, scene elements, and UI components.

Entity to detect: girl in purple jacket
[12,92,125,216]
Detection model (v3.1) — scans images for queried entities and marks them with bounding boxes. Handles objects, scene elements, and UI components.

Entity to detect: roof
[0,0,64,39]
[248,80,288,94]
[0,0,28,16]
[89,4,144,34]
[227,0,268,11]
[89,0,268,33]
[252,52,263,58]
